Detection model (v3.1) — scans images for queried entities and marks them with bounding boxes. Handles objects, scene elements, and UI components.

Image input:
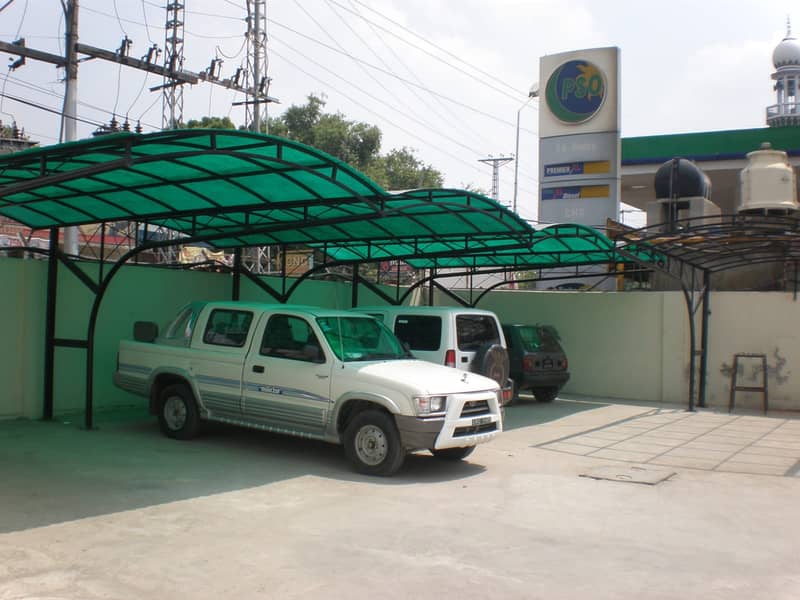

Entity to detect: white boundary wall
[457,290,800,412]
[1,255,798,419]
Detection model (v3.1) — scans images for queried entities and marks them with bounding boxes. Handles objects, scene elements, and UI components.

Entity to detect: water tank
[654,158,711,200]
[739,143,798,214]
[647,158,718,231]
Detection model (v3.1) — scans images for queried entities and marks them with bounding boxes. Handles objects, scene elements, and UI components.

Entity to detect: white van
[352,305,513,405]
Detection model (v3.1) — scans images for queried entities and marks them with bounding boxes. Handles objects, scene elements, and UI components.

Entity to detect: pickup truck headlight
[414,395,447,416]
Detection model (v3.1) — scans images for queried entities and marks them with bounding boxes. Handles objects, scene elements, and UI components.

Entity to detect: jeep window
[394,315,442,351]
[519,325,562,353]
[260,314,325,363]
[161,304,199,347]
[202,309,253,347]
[456,315,501,351]
[317,316,406,362]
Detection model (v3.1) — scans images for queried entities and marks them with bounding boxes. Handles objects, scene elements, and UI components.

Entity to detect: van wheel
[158,383,200,440]
[343,409,405,476]
[430,446,475,461]
[474,343,510,387]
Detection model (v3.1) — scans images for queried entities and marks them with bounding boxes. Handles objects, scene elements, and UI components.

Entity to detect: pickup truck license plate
[472,416,491,426]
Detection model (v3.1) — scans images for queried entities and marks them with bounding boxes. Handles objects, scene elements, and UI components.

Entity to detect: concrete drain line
[580,465,676,485]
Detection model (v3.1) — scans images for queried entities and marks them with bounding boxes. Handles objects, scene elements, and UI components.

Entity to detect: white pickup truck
[113,301,503,476]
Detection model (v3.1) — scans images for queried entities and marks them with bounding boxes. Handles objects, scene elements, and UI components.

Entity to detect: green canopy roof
[0,129,533,251]
[0,129,642,272]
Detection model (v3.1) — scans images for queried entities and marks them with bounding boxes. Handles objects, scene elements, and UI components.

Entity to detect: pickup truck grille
[453,421,497,437]
[460,400,490,417]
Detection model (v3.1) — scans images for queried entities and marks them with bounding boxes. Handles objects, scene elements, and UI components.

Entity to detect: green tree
[268,95,443,189]
[187,95,445,189]
[367,147,443,190]
[186,116,237,129]
[458,182,490,197]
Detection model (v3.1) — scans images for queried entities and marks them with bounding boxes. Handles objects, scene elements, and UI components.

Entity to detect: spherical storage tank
[739,143,798,214]
[654,158,710,200]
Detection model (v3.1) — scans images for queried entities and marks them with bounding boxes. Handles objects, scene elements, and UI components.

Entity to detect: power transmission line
[268,21,529,131]
[332,0,522,99]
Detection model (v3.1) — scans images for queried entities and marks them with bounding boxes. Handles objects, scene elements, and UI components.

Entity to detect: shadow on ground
[0,408,486,534]
[501,394,612,431]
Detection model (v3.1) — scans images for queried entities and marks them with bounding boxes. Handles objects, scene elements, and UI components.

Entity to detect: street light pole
[512,85,539,214]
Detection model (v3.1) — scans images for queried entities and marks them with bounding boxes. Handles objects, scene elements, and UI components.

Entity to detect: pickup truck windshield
[317,316,407,362]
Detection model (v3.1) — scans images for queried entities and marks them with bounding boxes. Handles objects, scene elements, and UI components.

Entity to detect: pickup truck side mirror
[134,321,159,343]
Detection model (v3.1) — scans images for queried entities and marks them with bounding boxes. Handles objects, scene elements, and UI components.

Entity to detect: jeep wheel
[430,446,475,461]
[534,387,558,403]
[158,383,200,440]
[473,343,510,387]
[343,409,405,476]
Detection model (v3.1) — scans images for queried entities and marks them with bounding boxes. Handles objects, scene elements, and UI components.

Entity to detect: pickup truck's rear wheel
[343,409,405,476]
[430,446,475,461]
[158,383,200,440]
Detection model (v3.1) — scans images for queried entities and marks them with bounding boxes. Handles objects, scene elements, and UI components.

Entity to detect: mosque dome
[773,23,800,67]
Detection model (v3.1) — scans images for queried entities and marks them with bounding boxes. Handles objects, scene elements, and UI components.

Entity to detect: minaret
[768,17,800,127]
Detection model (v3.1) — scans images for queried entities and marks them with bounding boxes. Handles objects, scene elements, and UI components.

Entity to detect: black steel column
[42,227,59,420]
[682,283,697,412]
[351,264,359,308]
[281,245,287,299]
[698,270,711,408]
[98,223,106,281]
[232,248,242,301]
[428,268,435,306]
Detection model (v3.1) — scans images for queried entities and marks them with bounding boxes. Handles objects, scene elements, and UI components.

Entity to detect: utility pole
[478,156,514,203]
[62,0,79,255]
[245,0,268,133]
[162,2,185,129]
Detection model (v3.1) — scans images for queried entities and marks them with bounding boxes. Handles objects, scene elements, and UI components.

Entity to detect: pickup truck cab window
[202,309,253,347]
[161,304,199,346]
[260,314,325,363]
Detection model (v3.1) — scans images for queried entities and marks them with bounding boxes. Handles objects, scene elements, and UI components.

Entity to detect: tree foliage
[186,116,237,129]
[265,94,443,191]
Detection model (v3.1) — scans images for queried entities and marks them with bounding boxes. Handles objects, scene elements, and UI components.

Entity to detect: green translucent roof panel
[0,129,386,228]
[0,129,648,272]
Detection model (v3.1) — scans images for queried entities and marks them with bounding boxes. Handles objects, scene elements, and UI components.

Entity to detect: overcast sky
[0,0,795,224]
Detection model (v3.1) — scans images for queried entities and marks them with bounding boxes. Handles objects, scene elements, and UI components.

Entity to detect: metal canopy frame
[0,130,541,429]
[3,130,797,425]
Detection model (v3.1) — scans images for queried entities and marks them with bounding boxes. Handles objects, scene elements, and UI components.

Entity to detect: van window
[394,315,442,351]
[456,315,500,351]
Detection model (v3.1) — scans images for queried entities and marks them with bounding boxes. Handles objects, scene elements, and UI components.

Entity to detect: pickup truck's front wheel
[344,409,405,476]
[158,383,200,440]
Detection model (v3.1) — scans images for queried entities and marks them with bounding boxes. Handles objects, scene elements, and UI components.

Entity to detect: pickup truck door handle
[252,365,265,373]
[316,374,329,379]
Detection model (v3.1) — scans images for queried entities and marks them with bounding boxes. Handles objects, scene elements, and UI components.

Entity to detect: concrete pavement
[1,397,799,599]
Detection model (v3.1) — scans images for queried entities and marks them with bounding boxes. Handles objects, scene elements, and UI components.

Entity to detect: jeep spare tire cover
[473,343,510,387]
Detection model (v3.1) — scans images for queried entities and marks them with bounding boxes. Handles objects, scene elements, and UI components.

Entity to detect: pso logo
[545,59,606,124]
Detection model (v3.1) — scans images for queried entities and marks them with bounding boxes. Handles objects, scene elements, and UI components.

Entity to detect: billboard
[538,47,621,290]
[539,47,620,138]
[538,47,621,229]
